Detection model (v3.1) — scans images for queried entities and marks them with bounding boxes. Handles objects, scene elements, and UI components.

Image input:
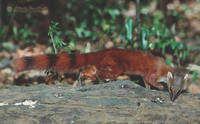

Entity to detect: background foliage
[0,0,200,64]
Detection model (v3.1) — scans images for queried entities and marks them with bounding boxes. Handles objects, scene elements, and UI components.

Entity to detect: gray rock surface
[0,80,199,124]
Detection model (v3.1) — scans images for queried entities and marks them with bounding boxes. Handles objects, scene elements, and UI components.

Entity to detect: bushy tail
[13,52,97,72]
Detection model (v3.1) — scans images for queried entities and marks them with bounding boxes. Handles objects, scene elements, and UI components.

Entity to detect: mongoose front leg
[144,74,164,90]
[78,71,83,86]
[78,65,104,86]
[144,81,151,89]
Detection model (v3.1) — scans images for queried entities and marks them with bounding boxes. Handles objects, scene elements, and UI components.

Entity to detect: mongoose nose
[169,90,182,102]
[170,93,176,102]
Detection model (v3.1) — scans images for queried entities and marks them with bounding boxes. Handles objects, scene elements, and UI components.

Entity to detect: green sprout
[48,21,66,54]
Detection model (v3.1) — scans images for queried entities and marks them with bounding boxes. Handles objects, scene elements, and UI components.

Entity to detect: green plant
[125,18,134,43]
[122,18,188,64]
[193,71,199,86]
[149,20,189,63]
[48,21,64,54]
[48,21,76,54]
[13,24,36,46]
[119,17,137,48]
[0,26,8,41]
[65,0,124,41]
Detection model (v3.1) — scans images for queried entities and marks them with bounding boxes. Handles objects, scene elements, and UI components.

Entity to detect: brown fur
[13,48,174,89]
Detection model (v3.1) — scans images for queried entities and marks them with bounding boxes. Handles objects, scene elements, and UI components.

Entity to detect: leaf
[140,26,150,50]
[75,27,83,38]
[102,24,110,31]
[161,43,166,54]
[108,9,120,19]
[125,18,133,41]
[193,71,199,85]
[149,42,156,50]
[13,26,18,36]
[177,42,184,50]
[13,26,18,40]
[165,58,172,65]
[171,41,177,50]
[183,49,189,59]
[83,30,91,37]
[151,20,160,36]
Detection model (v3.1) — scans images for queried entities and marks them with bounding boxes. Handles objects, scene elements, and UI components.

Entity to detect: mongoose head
[167,71,189,101]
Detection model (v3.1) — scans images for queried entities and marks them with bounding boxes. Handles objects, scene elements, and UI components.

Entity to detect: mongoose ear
[184,74,189,80]
[183,74,189,90]
[167,71,173,80]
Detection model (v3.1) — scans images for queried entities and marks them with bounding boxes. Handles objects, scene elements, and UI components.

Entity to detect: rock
[0,80,199,123]
[0,58,11,69]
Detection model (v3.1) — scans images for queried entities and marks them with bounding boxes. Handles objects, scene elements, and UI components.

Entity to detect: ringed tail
[13,52,97,72]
